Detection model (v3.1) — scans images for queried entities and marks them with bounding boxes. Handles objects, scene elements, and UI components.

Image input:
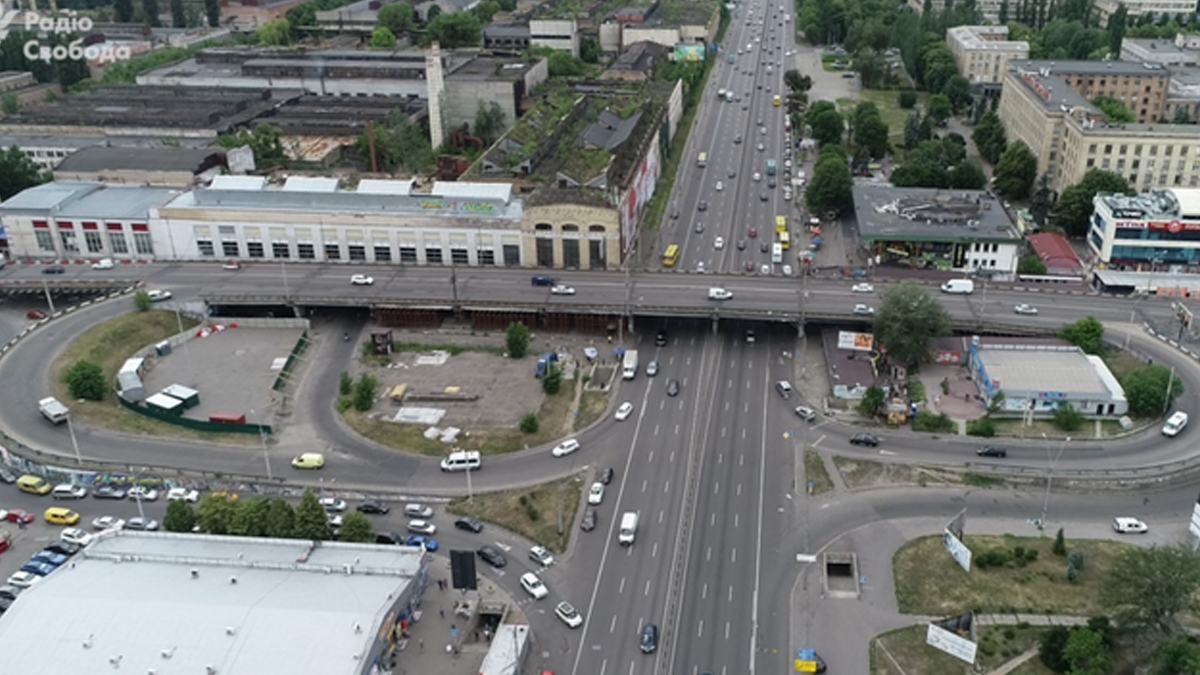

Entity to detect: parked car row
[3,526,93,611]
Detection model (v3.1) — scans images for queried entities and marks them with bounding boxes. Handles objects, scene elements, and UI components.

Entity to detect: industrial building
[248,95,428,163]
[0,530,429,674]
[53,147,228,187]
[850,185,1022,276]
[0,133,213,171]
[946,26,1030,85]
[1092,0,1198,25]
[1026,232,1085,278]
[1087,188,1200,268]
[967,337,1128,417]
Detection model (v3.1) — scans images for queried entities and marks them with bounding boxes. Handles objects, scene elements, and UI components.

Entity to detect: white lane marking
[670,451,676,462]
[721,426,727,437]
[698,620,704,638]
[600,660,607,675]
[641,479,648,493]
[652,542,659,558]
[664,480,671,494]
[718,453,723,465]
[749,352,771,675]
[674,424,681,435]
[619,577,626,594]
[648,450,655,462]
[734,513,740,529]
[725,621,731,640]
[654,424,661,436]
[739,453,744,467]
[710,512,716,526]
[728,585,733,603]
[627,662,635,675]
[644,579,652,596]
[658,510,665,524]
[702,583,708,600]
[610,614,618,634]
[731,547,737,564]
[737,483,742,497]
[714,481,720,495]
[706,546,712,562]
[813,433,827,447]
[741,428,747,439]
[880,449,897,456]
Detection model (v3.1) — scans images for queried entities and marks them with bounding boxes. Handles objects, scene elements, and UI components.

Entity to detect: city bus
[772,94,782,107]
[779,231,791,251]
[697,152,708,168]
[662,244,680,268]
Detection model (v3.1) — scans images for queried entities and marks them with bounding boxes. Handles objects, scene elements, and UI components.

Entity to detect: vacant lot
[872,624,1051,675]
[805,449,834,494]
[447,474,584,553]
[833,456,962,490]
[894,534,1131,616]
[839,89,928,147]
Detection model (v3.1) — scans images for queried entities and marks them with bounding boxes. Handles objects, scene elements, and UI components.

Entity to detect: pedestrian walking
[419,639,424,651]
[439,608,445,620]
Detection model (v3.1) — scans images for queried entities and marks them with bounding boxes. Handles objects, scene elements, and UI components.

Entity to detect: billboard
[943,509,971,573]
[674,44,706,62]
[926,621,977,664]
[837,331,874,352]
[1190,491,1200,539]
[619,134,661,259]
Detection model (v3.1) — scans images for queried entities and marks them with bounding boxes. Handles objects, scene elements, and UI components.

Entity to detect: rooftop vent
[206,667,217,675]
[109,655,122,667]
[225,626,236,636]
[161,647,175,659]
[190,569,198,579]
[229,576,237,585]
[82,635,94,650]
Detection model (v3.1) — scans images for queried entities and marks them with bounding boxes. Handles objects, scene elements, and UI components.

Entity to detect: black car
[455,517,484,533]
[760,192,768,202]
[697,200,708,212]
[666,379,680,397]
[0,468,15,484]
[850,433,880,447]
[597,467,614,485]
[640,623,659,653]
[737,240,747,251]
[580,508,597,532]
[41,266,65,275]
[760,241,770,253]
[0,586,20,602]
[44,541,81,557]
[356,500,391,515]
[977,446,1008,458]
[655,331,667,347]
[478,545,508,568]
[92,485,127,500]
[375,531,404,545]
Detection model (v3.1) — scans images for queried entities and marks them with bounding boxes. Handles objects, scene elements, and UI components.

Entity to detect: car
[615,402,634,421]
[520,572,549,599]
[666,379,681,397]
[851,283,875,293]
[745,329,756,343]
[782,264,793,276]
[404,535,439,551]
[92,515,125,530]
[328,514,344,529]
[795,405,817,421]
[760,241,770,253]
[51,484,87,500]
[44,541,82,557]
[714,236,725,250]
[32,551,68,567]
[640,623,659,653]
[697,201,708,212]
[127,486,159,501]
[715,181,724,191]
[555,601,584,628]
[92,485,126,500]
[696,261,705,273]
[759,126,767,135]
[167,487,199,503]
[552,438,581,458]
[580,509,597,531]
[1113,517,1148,533]
[350,274,374,285]
[25,310,46,320]
[977,446,1008,458]
[550,284,576,295]
[734,135,742,144]
[291,452,325,469]
[0,585,22,602]
[737,239,747,250]
[6,571,40,589]
[760,191,768,202]
[597,467,614,485]
[19,561,56,577]
[529,545,555,567]
[588,482,605,505]
[91,258,115,270]
[757,143,765,152]
[694,222,705,234]
[760,264,771,275]
[454,517,483,533]
[753,172,762,182]
[708,287,733,301]
[1014,303,1039,315]
[477,545,508,568]
[748,227,758,239]
[767,178,776,189]
[407,519,436,535]
[375,531,404,546]
[357,500,391,515]
[125,517,159,531]
[221,261,242,270]
[316,497,348,513]
[60,528,92,546]
[655,331,667,346]
[403,503,432,519]
[44,507,80,526]
[728,169,737,179]
[646,360,659,377]
[853,304,875,315]
[145,289,172,302]
[41,266,65,275]
[850,433,881,447]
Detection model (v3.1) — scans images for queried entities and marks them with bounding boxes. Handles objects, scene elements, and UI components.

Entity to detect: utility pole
[1039,434,1070,529]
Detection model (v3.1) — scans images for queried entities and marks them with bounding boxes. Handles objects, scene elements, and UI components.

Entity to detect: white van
[440,450,482,472]
[775,380,794,399]
[940,279,975,294]
[1163,411,1188,437]
[91,258,114,270]
[618,512,638,546]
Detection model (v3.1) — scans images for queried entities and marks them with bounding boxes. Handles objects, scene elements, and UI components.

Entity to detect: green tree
[875,283,952,368]
[370,26,397,48]
[339,511,374,542]
[992,141,1038,199]
[1051,170,1132,236]
[926,94,952,125]
[65,360,106,400]
[227,499,256,536]
[1039,626,1072,671]
[1152,635,1200,675]
[1019,255,1047,275]
[471,0,500,22]
[858,385,885,418]
[506,322,529,358]
[972,111,1007,164]
[1029,174,1055,226]
[519,413,538,433]
[263,497,297,537]
[339,371,353,396]
[115,0,135,21]
[205,0,220,26]
[1053,404,1085,431]
[133,290,153,312]
[0,146,50,200]
[542,365,562,394]
[1063,628,1110,675]
[543,50,589,77]
[805,150,853,215]
[580,37,600,63]
[237,497,273,537]
[1121,365,1184,417]
[948,160,987,189]
[1092,96,1135,122]
[941,75,972,113]
[1053,527,1067,555]
[1059,316,1105,354]
[378,2,415,33]
[898,90,918,108]
[216,124,287,168]
[352,373,378,411]
[1,94,18,115]
[294,489,332,540]
[163,500,197,532]
[809,108,844,147]
[1107,3,1128,55]
[142,0,162,25]
[1106,544,1200,635]
[425,4,442,21]
[427,11,481,48]
[170,0,186,27]
[473,101,506,146]
[256,18,292,46]
[851,102,889,159]
[355,111,433,173]
[197,494,237,534]
[785,69,814,94]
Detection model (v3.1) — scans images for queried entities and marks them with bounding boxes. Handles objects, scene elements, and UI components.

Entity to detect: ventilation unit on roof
[225,626,236,636]
[161,647,175,659]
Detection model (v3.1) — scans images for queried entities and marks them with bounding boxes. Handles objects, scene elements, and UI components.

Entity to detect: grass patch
[893,534,1133,616]
[390,341,504,356]
[872,624,1050,675]
[575,390,610,431]
[804,449,835,494]
[986,417,1121,440]
[833,456,962,489]
[50,310,256,445]
[839,89,928,146]
[1101,349,1147,380]
[447,474,584,554]
[963,472,1005,487]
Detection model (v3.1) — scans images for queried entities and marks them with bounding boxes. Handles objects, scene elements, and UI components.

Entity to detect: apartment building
[907,0,1003,23]
[1093,0,1199,26]
[946,26,1030,85]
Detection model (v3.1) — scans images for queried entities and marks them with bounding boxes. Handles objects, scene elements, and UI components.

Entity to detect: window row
[195,240,520,266]
[35,229,154,255]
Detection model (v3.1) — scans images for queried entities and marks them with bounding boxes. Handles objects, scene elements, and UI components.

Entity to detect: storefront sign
[1114,219,1200,233]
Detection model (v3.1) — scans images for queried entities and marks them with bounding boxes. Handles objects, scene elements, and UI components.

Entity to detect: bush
[898,90,918,108]
[351,373,378,412]
[1052,405,1084,432]
[1003,627,1016,640]
[65,359,106,400]
[506,322,530,358]
[133,291,152,312]
[519,413,539,433]
[1024,549,1039,563]
[976,548,1012,568]
[1068,550,1085,571]
[908,380,926,403]
[912,411,955,433]
[542,365,562,395]
[1067,563,1080,583]
[1039,626,1072,671]
[339,372,352,396]
[1053,528,1067,556]
[966,417,996,437]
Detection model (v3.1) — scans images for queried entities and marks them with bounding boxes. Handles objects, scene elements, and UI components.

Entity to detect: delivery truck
[622,350,639,380]
[940,279,975,295]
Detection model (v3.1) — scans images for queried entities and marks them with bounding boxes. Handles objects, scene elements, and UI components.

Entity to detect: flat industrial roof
[0,531,424,675]
[1011,59,1170,77]
[852,184,1021,243]
[55,146,223,173]
[0,181,98,211]
[976,346,1112,396]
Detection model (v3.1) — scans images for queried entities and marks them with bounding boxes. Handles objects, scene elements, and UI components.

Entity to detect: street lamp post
[251,408,273,480]
[1039,433,1071,529]
[41,279,56,315]
[64,416,82,465]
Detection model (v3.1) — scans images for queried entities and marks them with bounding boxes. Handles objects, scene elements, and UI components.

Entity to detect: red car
[2,509,34,525]
[748,227,758,239]
[25,310,46,320]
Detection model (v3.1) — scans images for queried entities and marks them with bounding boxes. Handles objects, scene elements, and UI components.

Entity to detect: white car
[407,519,437,535]
[1014,303,1039,315]
[550,284,576,295]
[715,181,724,191]
[555,601,584,628]
[92,515,125,530]
[529,545,555,567]
[552,438,581,457]
[782,264,793,276]
[350,274,374,286]
[127,486,159,501]
[851,283,875,293]
[6,571,41,589]
[760,264,770,275]
[753,172,762,181]
[166,487,199,503]
[403,503,432,519]
[145,289,172,302]
[1113,517,1148,534]
[853,304,875,315]
[615,402,634,421]
[91,258,114,270]
[714,236,725,250]
[708,287,733,301]
[320,497,349,512]
[327,513,344,528]
[587,482,605,505]
[519,572,549,600]
[60,527,93,547]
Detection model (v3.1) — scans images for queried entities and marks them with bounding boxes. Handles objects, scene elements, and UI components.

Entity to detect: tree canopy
[808,104,845,147]
[992,141,1038,200]
[1105,544,1200,636]
[355,111,433,173]
[1121,365,1184,417]
[1051,170,1132,236]
[427,11,482,48]
[890,137,985,190]
[805,148,853,216]
[971,111,1007,165]
[1059,316,1105,354]
[0,146,51,200]
[875,283,952,368]
[377,3,415,34]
